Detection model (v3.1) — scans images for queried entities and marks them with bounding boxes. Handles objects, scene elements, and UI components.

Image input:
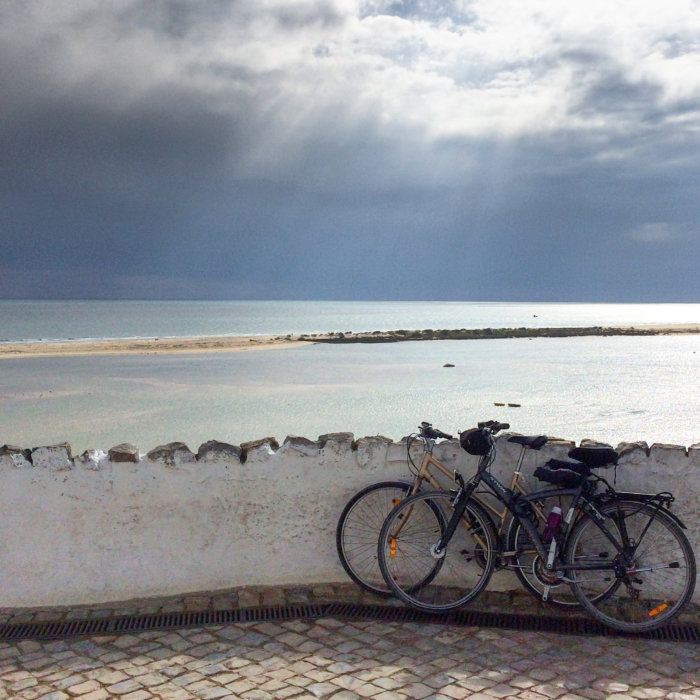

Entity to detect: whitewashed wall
[1,433,698,608]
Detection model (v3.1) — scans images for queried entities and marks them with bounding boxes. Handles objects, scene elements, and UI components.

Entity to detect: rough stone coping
[3,582,698,629]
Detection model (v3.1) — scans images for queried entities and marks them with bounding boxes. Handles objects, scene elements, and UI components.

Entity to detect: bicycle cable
[406,433,421,475]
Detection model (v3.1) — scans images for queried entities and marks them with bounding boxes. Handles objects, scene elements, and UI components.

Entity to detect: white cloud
[628,222,678,243]
[5,0,700,143]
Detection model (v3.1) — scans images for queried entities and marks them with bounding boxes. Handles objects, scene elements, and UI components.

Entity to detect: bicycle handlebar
[418,421,453,441]
[419,420,510,441]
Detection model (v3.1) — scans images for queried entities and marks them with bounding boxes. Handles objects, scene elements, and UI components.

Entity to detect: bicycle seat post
[513,444,528,475]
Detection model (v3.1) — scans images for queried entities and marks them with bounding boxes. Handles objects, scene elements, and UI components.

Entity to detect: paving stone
[121,691,152,700]
[66,679,102,695]
[198,687,233,699]
[628,690,669,699]
[373,692,407,700]
[106,678,145,694]
[241,690,275,699]
[79,690,111,700]
[399,682,434,699]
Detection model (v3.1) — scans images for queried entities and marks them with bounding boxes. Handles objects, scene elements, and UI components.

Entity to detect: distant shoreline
[0,323,698,359]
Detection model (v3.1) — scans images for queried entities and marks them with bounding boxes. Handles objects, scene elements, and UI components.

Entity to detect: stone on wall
[31,443,72,471]
[77,449,107,470]
[650,443,687,458]
[109,443,140,463]
[617,441,650,460]
[355,436,392,467]
[0,444,33,469]
[280,435,322,457]
[197,440,242,463]
[537,437,575,460]
[318,432,354,460]
[241,437,279,462]
[690,443,700,467]
[147,442,197,466]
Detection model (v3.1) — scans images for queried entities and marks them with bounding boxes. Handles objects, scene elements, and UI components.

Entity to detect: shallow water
[2,335,698,452]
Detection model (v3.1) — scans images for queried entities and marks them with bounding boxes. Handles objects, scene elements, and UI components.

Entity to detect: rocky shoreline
[299,324,700,344]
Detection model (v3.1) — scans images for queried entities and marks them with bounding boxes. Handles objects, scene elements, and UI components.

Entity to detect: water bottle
[543,505,562,543]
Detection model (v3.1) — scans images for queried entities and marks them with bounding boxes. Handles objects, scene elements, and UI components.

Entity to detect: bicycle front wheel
[336,481,414,596]
[378,490,497,613]
[567,500,696,632]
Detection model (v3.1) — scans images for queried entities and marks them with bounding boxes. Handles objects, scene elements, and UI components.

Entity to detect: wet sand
[0,324,697,359]
[0,335,306,358]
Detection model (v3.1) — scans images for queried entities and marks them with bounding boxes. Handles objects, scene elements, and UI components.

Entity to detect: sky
[1,0,699,302]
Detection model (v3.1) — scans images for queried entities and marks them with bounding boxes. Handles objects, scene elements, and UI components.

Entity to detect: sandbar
[0,324,697,359]
[0,335,307,358]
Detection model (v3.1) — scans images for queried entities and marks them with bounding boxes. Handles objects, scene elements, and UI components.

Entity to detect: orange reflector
[393,499,400,506]
[390,538,396,559]
[648,603,668,618]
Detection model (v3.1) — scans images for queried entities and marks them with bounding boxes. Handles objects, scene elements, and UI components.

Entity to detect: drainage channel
[0,603,698,643]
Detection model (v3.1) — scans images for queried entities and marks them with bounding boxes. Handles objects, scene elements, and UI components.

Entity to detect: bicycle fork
[431,472,476,558]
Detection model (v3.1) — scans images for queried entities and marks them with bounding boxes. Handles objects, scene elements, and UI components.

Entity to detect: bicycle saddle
[507,434,548,450]
[568,446,618,467]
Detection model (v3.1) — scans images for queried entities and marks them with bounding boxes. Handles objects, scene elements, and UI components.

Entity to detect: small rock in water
[494,402,505,406]
[443,363,455,368]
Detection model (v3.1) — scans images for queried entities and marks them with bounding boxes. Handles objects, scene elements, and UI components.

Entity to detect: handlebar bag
[460,428,491,455]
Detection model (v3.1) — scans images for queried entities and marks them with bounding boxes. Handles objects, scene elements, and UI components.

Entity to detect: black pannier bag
[459,428,491,455]
[534,465,583,488]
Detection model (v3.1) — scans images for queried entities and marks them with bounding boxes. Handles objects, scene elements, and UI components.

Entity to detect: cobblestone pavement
[1,585,699,700]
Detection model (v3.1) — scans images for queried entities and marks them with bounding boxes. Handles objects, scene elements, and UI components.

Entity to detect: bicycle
[377,421,696,632]
[336,421,579,606]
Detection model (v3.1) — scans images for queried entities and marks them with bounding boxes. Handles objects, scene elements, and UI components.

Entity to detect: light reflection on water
[2,335,698,453]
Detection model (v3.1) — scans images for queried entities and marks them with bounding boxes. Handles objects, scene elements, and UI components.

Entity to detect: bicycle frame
[408,437,548,542]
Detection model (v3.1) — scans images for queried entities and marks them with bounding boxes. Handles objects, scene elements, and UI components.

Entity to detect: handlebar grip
[477,420,510,433]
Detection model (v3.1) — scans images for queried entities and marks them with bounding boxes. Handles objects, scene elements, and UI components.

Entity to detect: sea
[1,300,699,453]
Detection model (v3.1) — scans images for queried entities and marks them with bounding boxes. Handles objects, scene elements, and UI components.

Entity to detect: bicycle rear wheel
[378,490,497,613]
[567,500,696,632]
[336,481,414,595]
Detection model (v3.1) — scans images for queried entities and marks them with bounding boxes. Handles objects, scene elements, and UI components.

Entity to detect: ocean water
[1,330,698,453]
[1,299,699,343]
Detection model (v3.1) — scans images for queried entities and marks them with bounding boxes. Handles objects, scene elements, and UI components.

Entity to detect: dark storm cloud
[1,1,699,301]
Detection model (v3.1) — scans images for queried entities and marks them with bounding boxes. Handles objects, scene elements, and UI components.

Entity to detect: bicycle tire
[378,490,497,613]
[505,494,581,607]
[567,500,696,632]
[336,481,414,596]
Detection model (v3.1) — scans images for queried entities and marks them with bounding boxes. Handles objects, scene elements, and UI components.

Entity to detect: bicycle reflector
[460,428,491,455]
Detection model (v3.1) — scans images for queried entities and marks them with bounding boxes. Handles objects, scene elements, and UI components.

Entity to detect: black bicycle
[377,421,696,632]
[336,421,582,605]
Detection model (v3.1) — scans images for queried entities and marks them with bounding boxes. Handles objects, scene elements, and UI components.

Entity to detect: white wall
[1,433,698,608]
